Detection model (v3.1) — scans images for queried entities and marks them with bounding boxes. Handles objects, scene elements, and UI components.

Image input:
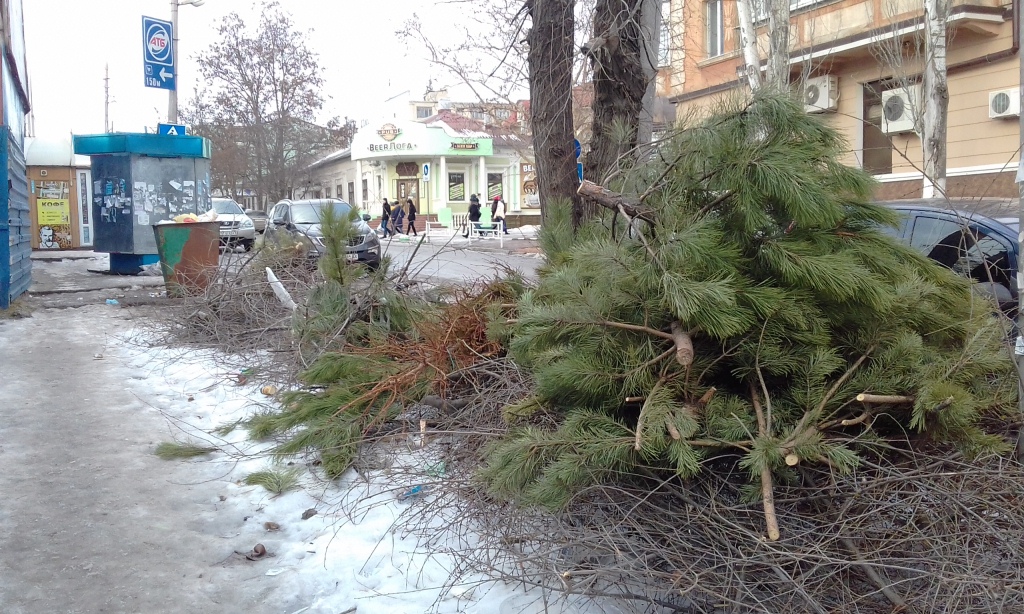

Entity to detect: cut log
[670,321,694,367]
[784,453,800,466]
[855,393,915,404]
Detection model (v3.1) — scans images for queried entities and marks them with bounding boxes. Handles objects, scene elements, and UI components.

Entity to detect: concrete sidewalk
[27,251,166,309]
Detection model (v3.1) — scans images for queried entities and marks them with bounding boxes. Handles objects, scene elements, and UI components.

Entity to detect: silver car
[212,198,257,251]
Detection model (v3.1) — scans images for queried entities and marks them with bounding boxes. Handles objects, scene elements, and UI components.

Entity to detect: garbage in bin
[152,221,221,297]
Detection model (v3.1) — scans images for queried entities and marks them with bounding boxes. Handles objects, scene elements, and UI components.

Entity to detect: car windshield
[246,210,266,217]
[290,201,352,224]
[212,199,244,215]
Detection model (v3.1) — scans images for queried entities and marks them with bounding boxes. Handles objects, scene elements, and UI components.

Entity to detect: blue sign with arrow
[142,16,175,91]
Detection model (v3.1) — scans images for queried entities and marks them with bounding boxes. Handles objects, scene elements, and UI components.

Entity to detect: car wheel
[243,239,254,252]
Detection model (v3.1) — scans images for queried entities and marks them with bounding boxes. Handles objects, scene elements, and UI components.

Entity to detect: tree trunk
[527,0,580,223]
[584,0,649,200]
[736,0,762,91]
[922,0,950,198]
[765,0,791,91]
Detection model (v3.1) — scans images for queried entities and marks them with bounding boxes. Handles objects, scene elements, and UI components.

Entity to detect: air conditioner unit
[803,75,839,113]
[881,85,921,134]
[988,89,1020,119]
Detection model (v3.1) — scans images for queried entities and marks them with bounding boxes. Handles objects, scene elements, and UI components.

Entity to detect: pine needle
[154,442,217,460]
[244,466,302,495]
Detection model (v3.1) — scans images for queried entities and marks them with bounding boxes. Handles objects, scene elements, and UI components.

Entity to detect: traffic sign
[158,123,187,136]
[573,138,582,159]
[143,16,175,91]
[577,163,583,182]
[422,163,430,181]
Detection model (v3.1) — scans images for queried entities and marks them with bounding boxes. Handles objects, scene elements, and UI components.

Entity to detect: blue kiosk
[73,133,212,274]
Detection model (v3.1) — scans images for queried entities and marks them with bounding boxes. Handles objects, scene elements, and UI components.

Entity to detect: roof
[74,133,212,159]
[308,147,352,171]
[26,136,91,167]
[423,110,527,148]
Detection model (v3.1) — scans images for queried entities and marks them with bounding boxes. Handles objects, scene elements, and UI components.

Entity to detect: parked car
[245,209,268,234]
[880,200,1018,314]
[211,198,256,251]
[265,198,381,268]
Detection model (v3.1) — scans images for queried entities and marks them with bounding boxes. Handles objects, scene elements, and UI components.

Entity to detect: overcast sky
[24,0,472,138]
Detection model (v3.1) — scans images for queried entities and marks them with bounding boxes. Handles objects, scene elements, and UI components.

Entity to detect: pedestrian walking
[463,196,482,238]
[381,198,392,237]
[405,198,418,235]
[390,200,406,235]
[492,195,509,234]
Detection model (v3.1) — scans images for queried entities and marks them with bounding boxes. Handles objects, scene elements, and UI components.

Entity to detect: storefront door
[395,179,419,208]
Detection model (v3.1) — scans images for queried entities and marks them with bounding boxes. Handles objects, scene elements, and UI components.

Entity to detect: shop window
[448,172,466,201]
[487,173,503,200]
[416,106,432,119]
[706,0,724,58]
[362,179,368,203]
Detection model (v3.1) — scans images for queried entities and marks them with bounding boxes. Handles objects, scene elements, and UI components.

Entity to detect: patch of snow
[114,333,599,614]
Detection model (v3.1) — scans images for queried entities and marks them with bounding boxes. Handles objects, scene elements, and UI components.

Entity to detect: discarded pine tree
[482,94,1017,541]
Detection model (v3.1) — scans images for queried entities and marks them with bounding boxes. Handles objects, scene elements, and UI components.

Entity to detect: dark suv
[266,199,381,268]
[880,200,1018,314]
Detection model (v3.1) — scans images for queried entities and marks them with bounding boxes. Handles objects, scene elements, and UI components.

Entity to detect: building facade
[26,136,94,250]
[302,112,538,220]
[1,0,31,308]
[660,0,1019,200]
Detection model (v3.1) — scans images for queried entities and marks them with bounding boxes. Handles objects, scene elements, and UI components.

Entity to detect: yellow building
[660,0,1020,199]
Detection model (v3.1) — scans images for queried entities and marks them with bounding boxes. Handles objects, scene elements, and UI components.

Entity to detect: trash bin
[152,221,220,297]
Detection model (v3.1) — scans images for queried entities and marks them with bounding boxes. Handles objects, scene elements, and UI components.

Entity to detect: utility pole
[104,64,110,133]
[168,0,179,123]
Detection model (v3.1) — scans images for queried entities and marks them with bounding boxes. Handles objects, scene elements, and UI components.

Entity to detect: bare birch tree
[921,0,951,198]
[736,0,763,90]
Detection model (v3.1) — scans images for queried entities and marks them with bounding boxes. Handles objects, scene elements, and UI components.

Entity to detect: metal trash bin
[152,221,220,297]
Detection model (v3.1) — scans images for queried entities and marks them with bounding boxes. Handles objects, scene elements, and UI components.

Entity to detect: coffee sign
[377,123,401,142]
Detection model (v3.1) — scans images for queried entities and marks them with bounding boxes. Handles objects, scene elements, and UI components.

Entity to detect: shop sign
[451,142,479,151]
[521,163,539,208]
[369,142,415,152]
[38,198,71,224]
[377,123,401,142]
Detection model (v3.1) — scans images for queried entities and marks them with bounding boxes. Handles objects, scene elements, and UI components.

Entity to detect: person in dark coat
[463,198,482,238]
[405,198,418,235]
[390,200,406,234]
[381,198,392,237]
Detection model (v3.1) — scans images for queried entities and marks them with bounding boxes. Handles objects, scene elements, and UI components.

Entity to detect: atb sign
[142,16,175,91]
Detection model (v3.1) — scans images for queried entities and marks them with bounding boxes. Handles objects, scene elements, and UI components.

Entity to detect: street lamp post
[168,0,205,124]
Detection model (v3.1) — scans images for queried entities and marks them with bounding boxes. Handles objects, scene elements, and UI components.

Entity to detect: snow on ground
[114,331,597,614]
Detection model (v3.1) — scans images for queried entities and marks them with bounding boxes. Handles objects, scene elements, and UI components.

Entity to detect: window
[862,84,892,175]
[324,186,331,198]
[416,106,432,119]
[470,110,487,121]
[706,0,724,58]
[909,216,1014,301]
[658,1,672,67]
[348,182,355,203]
[487,173,503,200]
[448,172,466,201]
[271,204,288,224]
[361,179,368,203]
[336,185,344,201]
[495,108,512,120]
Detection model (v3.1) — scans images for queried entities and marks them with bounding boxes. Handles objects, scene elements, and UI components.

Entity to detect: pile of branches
[384,94,1024,613]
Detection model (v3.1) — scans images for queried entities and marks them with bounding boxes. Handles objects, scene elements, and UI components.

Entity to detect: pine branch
[856,393,915,404]
[750,383,781,541]
[670,321,694,367]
